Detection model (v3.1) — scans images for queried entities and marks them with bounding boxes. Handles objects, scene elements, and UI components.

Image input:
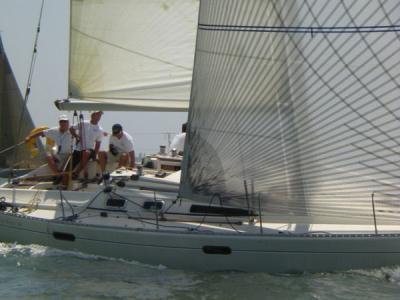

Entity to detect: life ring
[25,126,55,158]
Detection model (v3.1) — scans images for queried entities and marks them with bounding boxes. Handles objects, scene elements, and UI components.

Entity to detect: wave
[349,266,400,284]
[0,242,169,270]
[0,242,203,299]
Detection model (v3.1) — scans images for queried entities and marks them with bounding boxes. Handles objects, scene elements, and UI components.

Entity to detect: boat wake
[349,267,400,284]
[0,242,168,270]
[0,242,203,299]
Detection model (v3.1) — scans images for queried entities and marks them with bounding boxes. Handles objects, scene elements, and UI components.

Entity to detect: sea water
[0,243,400,300]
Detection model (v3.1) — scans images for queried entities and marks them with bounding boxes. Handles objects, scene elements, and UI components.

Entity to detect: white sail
[57,0,199,111]
[180,0,400,223]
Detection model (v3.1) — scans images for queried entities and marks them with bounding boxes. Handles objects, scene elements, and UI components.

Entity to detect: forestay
[180,0,400,223]
[58,0,199,111]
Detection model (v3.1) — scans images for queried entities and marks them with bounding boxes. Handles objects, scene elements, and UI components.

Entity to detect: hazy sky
[0,0,187,154]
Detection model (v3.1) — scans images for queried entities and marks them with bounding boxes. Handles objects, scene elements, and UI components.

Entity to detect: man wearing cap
[25,115,72,177]
[99,124,135,172]
[70,111,104,179]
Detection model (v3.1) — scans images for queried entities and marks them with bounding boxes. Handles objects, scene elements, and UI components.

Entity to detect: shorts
[108,151,123,163]
[71,149,96,168]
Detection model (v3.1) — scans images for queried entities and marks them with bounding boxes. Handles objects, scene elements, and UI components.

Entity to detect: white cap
[91,110,103,116]
[58,115,69,121]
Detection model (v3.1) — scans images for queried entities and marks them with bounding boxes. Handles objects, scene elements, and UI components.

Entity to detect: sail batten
[63,0,199,112]
[180,0,400,223]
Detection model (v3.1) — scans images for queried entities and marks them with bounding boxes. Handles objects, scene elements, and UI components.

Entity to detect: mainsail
[180,0,400,223]
[56,0,199,112]
[0,36,40,169]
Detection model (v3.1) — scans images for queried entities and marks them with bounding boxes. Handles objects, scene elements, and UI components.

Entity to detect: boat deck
[6,203,400,237]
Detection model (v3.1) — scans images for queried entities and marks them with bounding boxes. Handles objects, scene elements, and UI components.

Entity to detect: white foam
[349,266,400,283]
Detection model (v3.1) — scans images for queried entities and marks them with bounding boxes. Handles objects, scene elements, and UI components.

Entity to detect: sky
[0,0,188,155]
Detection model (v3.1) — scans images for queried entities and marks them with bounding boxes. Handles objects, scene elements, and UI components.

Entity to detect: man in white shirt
[99,123,135,172]
[70,111,103,179]
[170,123,187,155]
[25,115,72,177]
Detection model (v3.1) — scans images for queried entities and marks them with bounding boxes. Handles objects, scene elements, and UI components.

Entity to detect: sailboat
[1,0,400,272]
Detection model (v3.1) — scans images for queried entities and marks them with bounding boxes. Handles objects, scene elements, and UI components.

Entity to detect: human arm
[69,126,80,142]
[25,130,44,142]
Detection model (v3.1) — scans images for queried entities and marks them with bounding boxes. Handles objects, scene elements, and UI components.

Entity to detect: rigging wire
[0,141,25,155]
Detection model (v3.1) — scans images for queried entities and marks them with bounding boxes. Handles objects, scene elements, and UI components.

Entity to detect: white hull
[0,186,400,272]
[1,211,400,272]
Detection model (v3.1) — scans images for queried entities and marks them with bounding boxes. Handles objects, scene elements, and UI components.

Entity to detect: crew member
[25,115,72,182]
[70,111,103,179]
[99,123,135,172]
[170,122,187,155]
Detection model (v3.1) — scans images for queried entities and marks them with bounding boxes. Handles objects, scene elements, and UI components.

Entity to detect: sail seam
[72,28,192,71]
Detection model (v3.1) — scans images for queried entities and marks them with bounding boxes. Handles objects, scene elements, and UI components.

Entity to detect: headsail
[57,0,199,112]
[0,36,41,169]
[180,0,400,223]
